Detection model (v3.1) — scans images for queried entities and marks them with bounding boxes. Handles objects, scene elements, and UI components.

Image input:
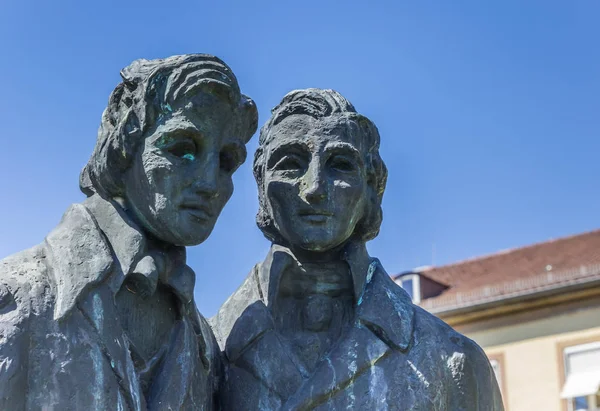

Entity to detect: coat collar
[46,194,196,320]
[223,242,415,362]
[256,242,372,307]
[259,243,414,351]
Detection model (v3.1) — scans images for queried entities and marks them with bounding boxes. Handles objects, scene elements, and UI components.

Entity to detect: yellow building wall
[456,303,600,411]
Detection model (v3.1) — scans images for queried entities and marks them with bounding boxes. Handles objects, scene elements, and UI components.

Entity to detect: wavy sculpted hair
[253,88,388,244]
[80,54,258,197]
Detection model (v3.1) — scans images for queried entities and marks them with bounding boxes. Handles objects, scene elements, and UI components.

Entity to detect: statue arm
[471,346,504,411]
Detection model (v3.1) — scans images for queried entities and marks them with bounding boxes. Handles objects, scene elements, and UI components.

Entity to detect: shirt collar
[257,241,371,306]
[255,242,414,351]
[82,194,196,306]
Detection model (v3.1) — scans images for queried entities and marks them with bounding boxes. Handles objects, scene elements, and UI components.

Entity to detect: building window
[395,274,421,303]
[561,342,600,411]
[490,358,502,387]
[570,395,600,411]
[488,354,506,403]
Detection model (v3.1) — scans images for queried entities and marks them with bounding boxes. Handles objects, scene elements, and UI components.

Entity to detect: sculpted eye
[273,155,305,172]
[329,156,356,172]
[167,140,197,161]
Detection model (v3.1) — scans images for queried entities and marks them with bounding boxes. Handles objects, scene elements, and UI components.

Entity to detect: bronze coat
[212,245,504,411]
[0,196,220,410]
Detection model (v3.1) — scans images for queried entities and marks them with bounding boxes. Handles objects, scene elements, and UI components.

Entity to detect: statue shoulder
[0,244,53,409]
[411,304,486,362]
[0,202,114,409]
[0,243,53,319]
[209,264,263,350]
[0,201,114,323]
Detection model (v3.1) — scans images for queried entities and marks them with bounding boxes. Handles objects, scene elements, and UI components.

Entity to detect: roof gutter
[420,264,600,318]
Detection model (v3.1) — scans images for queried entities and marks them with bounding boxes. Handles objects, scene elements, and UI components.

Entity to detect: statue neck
[276,243,354,299]
[287,244,344,264]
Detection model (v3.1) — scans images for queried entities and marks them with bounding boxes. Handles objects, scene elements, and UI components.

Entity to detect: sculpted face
[123,92,247,246]
[264,114,368,252]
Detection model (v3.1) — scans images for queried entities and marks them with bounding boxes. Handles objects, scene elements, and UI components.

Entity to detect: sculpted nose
[302,161,327,203]
[192,156,219,198]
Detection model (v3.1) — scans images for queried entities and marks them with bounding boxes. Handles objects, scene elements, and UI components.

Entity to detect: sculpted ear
[117,109,142,160]
[110,109,144,197]
[253,146,267,221]
[253,147,264,184]
[79,164,95,196]
[88,108,143,198]
[241,94,259,142]
[96,108,143,197]
[253,146,278,241]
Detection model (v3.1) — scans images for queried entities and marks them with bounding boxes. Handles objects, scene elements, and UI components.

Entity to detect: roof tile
[406,229,600,310]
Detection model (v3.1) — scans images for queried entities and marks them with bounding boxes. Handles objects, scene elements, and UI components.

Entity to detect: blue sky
[1,1,598,316]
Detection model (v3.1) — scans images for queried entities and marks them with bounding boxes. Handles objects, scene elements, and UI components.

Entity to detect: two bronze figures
[0,54,503,410]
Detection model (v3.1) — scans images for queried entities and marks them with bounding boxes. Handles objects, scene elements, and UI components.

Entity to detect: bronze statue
[0,54,257,410]
[211,89,504,410]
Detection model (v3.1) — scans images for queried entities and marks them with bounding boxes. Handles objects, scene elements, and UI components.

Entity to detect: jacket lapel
[146,318,200,410]
[77,286,145,411]
[45,203,144,411]
[356,263,415,352]
[45,203,114,320]
[283,324,392,410]
[226,300,305,399]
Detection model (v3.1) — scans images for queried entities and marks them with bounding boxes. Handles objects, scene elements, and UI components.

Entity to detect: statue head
[254,88,387,252]
[81,54,258,247]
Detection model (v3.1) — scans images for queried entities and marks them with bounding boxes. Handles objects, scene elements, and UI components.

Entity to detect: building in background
[394,230,600,411]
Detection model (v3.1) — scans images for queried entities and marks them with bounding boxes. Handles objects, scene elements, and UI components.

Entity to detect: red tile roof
[411,229,600,313]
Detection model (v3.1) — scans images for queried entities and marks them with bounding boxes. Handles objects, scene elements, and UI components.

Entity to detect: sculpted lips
[298,209,334,224]
[179,201,213,222]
